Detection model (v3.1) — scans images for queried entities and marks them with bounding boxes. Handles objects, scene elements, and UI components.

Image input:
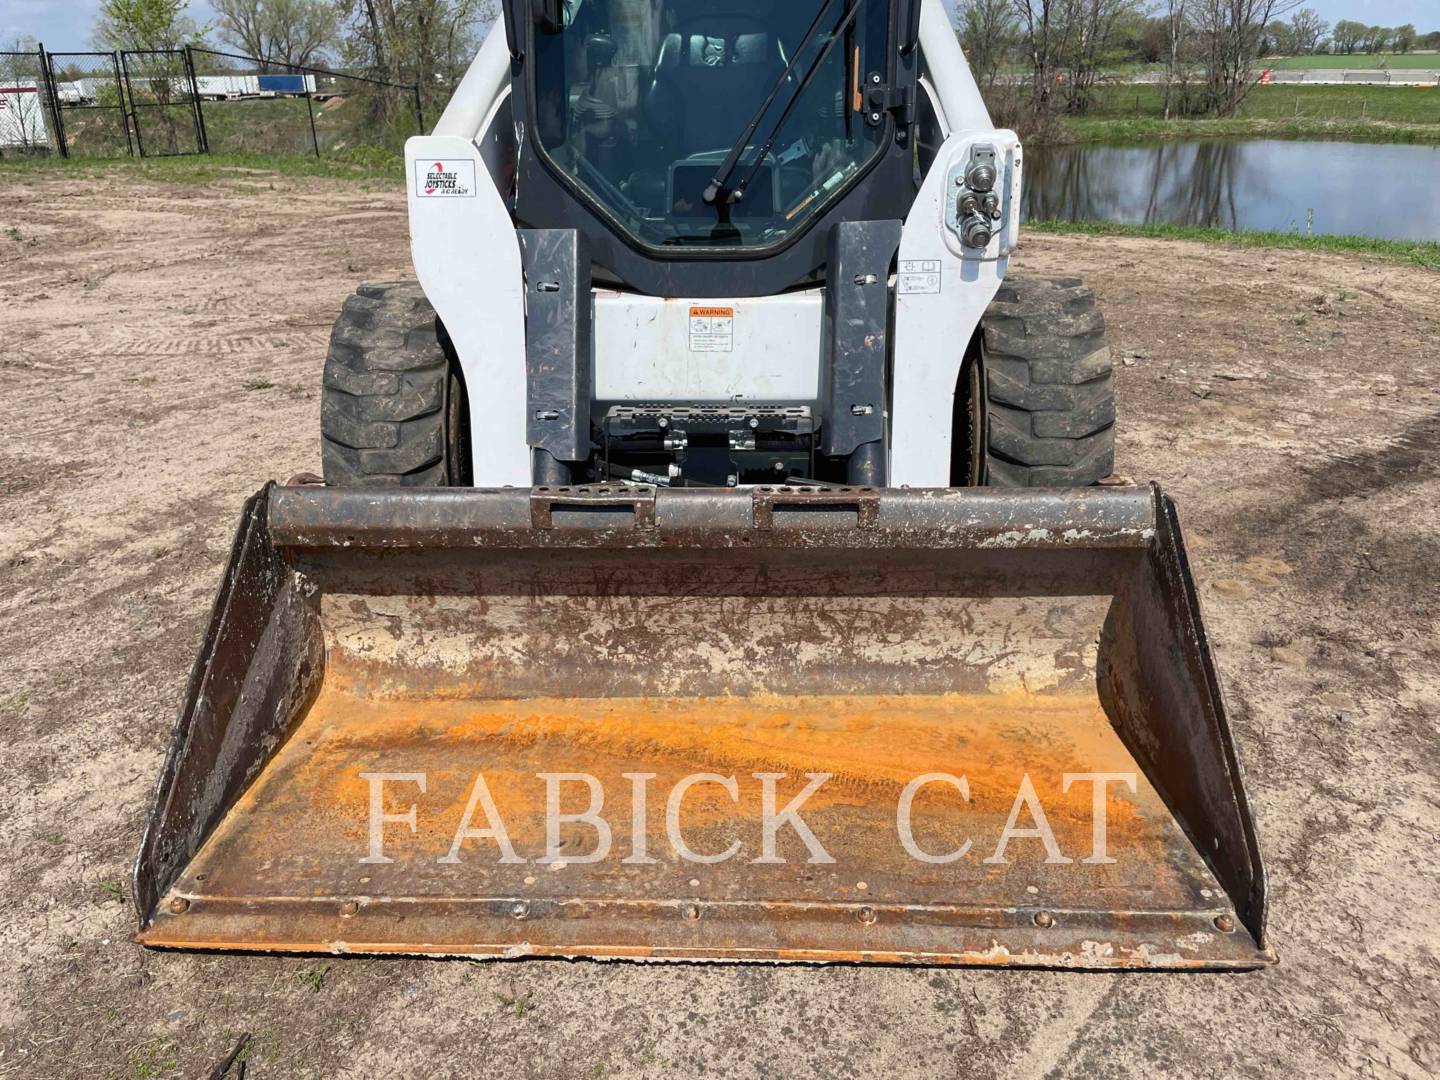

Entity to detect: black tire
[976,276,1115,487]
[320,282,470,487]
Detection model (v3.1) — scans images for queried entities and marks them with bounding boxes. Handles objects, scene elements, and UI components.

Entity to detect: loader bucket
[135,484,1272,969]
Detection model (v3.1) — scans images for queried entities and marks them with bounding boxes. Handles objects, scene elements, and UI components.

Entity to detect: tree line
[1322,20,1432,56]
[91,0,495,106]
[77,0,1440,129]
[958,0,1440,133]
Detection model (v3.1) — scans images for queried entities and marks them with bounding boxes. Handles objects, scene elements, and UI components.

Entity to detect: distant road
[1110,68,1439,87]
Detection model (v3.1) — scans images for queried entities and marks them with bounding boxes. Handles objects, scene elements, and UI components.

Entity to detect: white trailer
[0,83,50,150]
[193,74,319,100]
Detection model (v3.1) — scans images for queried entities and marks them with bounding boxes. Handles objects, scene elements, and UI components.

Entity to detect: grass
[296,963,330,993]
[1269,52,1440,71]
[1064,83,1440,143]
[0,149,403,186]
[128,1042,180,1080]
[1026,219,1440,270]
[0,689,31,718]
[495,989,531,1018]
[1066,114,1440,143]
[128,1040,179,1079]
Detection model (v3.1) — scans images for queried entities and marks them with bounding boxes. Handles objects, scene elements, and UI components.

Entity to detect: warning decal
[415,159,476,198]
[897,260,942,295]
[688,306,735,353]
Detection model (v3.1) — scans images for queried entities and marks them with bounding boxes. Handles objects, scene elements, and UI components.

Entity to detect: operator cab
[505,0,922,295]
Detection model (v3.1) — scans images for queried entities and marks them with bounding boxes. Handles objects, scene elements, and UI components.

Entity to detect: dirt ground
[0,169,1436,1080]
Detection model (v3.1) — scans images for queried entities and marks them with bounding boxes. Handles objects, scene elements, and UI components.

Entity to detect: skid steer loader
[134,0,1273,968]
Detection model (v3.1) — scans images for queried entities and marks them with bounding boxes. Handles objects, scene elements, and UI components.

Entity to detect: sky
[2,0,1436,52]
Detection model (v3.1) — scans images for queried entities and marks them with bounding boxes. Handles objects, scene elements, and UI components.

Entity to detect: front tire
[971,276,1116,487]
[320,282,470,487]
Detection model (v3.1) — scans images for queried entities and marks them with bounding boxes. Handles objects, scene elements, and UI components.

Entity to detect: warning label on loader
[898,260,942,294]
[415,159,476,197]
[688,306,734,352]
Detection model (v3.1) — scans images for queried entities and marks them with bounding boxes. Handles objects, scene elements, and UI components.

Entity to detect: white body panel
[406,28,530,486]
[891,130,1021,485]
[594,291,824,403]
[406,0,1016,487]
[916,0,993,132]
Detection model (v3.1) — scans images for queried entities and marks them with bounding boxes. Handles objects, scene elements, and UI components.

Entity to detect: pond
[1022,139,1440,242]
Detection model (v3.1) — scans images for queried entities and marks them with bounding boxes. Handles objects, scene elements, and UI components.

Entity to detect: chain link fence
[47,52,133,158]
[120,49,206,157]
[0,43,422,162]
[191,48,425,159]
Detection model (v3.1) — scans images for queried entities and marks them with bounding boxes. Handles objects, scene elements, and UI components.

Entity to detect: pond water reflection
[1023,139,1440,242]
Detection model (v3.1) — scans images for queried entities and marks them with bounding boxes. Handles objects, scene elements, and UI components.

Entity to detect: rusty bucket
[135,484,1272,968]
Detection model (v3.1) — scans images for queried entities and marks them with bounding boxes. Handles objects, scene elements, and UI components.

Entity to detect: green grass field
[1086,83,1440,123]
[0,150,403,185]
[1269,52,1440,70]
[1064,83,1440,142]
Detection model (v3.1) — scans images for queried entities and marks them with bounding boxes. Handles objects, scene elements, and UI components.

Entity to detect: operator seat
[646,24,788,155]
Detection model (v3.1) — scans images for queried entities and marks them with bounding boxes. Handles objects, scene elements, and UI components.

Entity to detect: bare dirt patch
[0,171,1436,1079]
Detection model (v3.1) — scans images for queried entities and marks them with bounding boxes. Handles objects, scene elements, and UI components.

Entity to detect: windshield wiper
[702,0,860,214]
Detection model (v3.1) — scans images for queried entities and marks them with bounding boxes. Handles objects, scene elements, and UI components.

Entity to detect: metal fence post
[112,51,135,156]
[37,42,69,159]
[118,50,145,157]
[304,88,321,158]
[183,45,209,154]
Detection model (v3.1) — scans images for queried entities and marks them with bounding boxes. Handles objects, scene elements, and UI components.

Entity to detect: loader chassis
[406,0,1020,487]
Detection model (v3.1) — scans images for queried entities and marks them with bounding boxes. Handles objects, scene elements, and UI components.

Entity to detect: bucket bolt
[1033,911,1055,929]
[1214,913,1236,933]
[168,897,190,915]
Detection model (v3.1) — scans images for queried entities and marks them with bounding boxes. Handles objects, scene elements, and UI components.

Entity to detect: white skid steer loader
[134,0,1273,969]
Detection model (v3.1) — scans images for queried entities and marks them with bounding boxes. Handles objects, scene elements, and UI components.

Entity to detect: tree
[1056,0,1146,113]
[94,0,202,52]
[1262,20,1295,56]
[1006,0,1144,121]
[1289,8,1327,54]
[337,0,494,96]
[1009,0,1065,119]
[957,0,1020,95]
[1192,0,1301,116]
[1135,16,1170,63]
[1360,25,1391,53]
[1159,0,1199,119]
[1329,19,1364,54]
[1392,24,1416,53]
[214,0,338,68]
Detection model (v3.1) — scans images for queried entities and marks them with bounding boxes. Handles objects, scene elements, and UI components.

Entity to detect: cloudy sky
[2,0,1436,53]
